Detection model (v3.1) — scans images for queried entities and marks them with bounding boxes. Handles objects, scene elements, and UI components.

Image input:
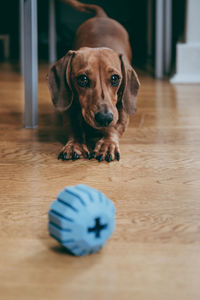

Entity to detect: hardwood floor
[0,63,200,300]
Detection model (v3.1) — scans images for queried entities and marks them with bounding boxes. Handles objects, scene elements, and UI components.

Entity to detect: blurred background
[0,0,187,78]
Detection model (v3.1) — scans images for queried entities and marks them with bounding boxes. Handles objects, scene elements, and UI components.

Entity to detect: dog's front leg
[58,111,90,161]
[92,109,129,162]
[92,128,120,162]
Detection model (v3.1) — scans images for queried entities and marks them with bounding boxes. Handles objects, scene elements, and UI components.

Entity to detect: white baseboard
[170,74,200,84]
[171,42,200,84]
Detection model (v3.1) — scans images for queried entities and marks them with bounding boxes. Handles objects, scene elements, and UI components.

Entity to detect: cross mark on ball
[88,217,108,238]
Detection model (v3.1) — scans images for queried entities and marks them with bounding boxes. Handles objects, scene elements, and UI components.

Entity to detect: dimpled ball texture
[48,184,116,256]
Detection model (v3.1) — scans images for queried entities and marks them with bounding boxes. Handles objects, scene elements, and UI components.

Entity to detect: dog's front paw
[58,140,90,161]
[92,137,120,162]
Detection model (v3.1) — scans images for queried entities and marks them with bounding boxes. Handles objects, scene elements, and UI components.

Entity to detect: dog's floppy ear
[46,50,75,112]
[118,54,140,115]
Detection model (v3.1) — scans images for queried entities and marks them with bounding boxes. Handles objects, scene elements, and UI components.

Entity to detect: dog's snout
[95,111,113,127]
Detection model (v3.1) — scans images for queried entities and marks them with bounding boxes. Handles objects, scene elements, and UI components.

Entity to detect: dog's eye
[110,74,120,87]
[76,75,90,88]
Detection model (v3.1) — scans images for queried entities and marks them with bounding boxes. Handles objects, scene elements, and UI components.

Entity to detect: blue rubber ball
[48,184,115,256]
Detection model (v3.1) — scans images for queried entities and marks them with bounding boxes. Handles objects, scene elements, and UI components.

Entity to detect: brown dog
[47,0,140,162]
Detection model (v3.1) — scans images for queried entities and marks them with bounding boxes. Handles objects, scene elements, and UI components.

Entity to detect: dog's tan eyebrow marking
[107,67,120,74]
[76,69,93,76]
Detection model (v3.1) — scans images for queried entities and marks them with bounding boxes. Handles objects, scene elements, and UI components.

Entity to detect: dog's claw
[86,152,90,159]
[116,153,120,161]
[96,155,103,162]
[63,153,67,160]
[90,152,96,159]
[58,152,63,160]
[106,154,112,162]
[72,152,80,160]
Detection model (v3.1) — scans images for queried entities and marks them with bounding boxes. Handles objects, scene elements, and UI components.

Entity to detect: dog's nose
[95,112,113,127]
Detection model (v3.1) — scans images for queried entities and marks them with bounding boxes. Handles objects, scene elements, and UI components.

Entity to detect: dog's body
[47,0,140,162]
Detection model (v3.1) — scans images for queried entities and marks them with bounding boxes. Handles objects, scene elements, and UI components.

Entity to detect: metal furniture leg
[20,0,25,76]
[23,0,38,128]
[164,0,172,75]
[155,0,164,78]
[49,0,57,63]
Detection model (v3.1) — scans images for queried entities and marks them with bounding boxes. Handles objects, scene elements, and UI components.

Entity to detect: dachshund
[47,0,140,162]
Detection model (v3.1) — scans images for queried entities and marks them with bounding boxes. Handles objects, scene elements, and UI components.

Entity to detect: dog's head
[47,47,140,129]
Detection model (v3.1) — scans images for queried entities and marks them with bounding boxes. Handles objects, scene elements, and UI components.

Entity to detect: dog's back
[62,0,132,61]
